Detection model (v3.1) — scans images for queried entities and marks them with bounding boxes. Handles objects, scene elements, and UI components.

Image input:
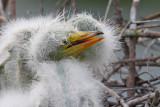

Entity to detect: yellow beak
[61,31,105,57]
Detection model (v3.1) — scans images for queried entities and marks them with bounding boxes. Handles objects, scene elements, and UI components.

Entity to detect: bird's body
[0,13,118,107]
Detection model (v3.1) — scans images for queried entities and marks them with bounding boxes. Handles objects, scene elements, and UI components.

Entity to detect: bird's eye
[62,39,68,45]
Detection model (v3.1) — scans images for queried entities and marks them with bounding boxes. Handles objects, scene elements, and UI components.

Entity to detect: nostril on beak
[96,31,104,35]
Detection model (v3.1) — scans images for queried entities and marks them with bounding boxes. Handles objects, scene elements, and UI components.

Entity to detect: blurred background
[14,0,160,19]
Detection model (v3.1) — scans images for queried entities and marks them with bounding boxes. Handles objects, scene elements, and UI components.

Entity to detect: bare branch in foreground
[101,84,129,107]
[126,90,160,106]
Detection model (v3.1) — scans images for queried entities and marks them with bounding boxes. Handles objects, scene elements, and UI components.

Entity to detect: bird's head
[49,30,104,60]
[67,13,119,77]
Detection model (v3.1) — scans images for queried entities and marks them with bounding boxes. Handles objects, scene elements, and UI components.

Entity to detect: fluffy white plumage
[69,13,119,78]
[0,13,119,107]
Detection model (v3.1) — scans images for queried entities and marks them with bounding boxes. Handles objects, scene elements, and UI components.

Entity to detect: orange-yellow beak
[61,31,105,57]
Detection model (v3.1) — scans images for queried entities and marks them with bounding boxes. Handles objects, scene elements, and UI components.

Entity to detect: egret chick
[0,13,119,107]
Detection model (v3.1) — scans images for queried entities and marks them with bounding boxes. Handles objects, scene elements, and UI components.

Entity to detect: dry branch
[8,0,15,19]
[39,0,44,16]
[103,0,112,22]
[137,24,160,29]
[136,62,160,67]
[115,55,160,64]
[71,0,78,14]
[141,11,160,20]
[127,0,139,97]
[126,90,160,106]
[123,29,160,38]
[101,84,129,107]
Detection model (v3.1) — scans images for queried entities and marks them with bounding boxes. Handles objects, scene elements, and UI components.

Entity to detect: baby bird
[0,13,118,107]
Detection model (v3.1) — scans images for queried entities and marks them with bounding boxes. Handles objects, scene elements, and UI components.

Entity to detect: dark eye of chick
[62,39,68,45]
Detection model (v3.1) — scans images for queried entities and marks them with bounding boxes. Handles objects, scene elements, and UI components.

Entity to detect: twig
[132,19,160,24]
[2,0,8,10]
[101,84,129,107]
[53,0,71,17]
[137,24,160,29]
[119,21,131,37]
[151,90,160,107]
[141,12,160,20]
[113,0,123,25]
[123,29,160,38]
[59,0,71,13]
[39,0,44,16]
[103,0,112,22]
[136,62,160,67]
[143,39,156,57]
[105,64,123,81]
[52,0,62,16]
[0,0,7,22]
[71,0,78,14]
[115,55,160,64]
[137,76,160,85]
[126,90,160,106]
[8,0,15,19]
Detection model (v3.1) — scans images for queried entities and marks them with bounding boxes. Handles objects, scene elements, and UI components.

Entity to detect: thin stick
[115,55,160,64]
[39,0,44,16]
[141,11,160,20]
[137,24,160,29]
[71,0,78,14]
[126,90,160,106]
[101,84,129,107]
[113,0,123,25]
[0,0,5,17]
[8,0,15,19]
[103,0,112,22]
[52,0,62,16]
[132,19,160,24]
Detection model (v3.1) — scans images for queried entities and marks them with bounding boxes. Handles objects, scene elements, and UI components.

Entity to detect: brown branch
[113,0,123,26]
[137,24,160,29]
[0,0,7,22]
[71,0,78,14]
[113,0,130,59]
[127,0,139,97]
[53,0,71,17]
[141,11,160,21]
[2,0,8,10]
[8,0,15,19]
[39,0,44,16]
[101,84,129,107]
[133,19,160,24]
[126,90,160,106]
[119,21,132,59]
[115,55,160,64]
[137,75,160,85]
[52,0,62,16]
[151,90,160,107]
[123,29,160,38]
[105,64,123,81]
[136,62,160,67]
[59,0,71,13]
